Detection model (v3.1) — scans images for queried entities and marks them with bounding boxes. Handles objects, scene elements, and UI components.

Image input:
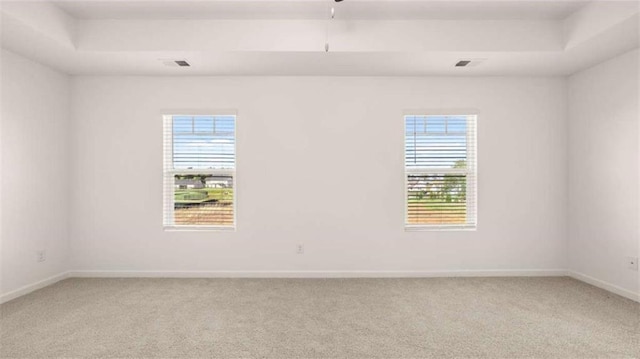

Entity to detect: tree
[442,160,466,202]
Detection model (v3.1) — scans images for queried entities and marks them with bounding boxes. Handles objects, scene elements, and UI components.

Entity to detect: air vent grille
[454,58,487,68]
[159,59,191,68]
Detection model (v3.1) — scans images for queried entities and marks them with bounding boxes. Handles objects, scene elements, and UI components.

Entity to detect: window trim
[162,111,238,231]
[403,111,478,231]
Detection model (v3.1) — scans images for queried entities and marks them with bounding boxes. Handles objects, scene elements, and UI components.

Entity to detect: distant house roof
[175,179,203,186]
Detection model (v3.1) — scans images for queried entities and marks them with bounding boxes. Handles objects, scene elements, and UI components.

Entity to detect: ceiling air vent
[455,58,487,68]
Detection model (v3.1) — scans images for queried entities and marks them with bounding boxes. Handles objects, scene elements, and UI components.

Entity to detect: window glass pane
[174,174,234,226]
[407,174,467,225]
[193,116,214,132]
[425,116,446,133]
[405,116,416,135]
[172,116,236,170]
[405,115,467,169]
[447,117,467,133]
[215,116,236,133]
[173,116,193,133]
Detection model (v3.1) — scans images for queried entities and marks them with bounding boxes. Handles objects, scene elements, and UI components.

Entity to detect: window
[404,114,477,230]
[163,114,236,229]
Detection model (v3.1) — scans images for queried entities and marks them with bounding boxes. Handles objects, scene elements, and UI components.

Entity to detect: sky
[172,115,236,170]
[405,115,470,169]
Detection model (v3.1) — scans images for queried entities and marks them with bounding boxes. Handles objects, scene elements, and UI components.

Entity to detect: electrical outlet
[296,244,304,254]
[36,250,46,262]
[626,257,638,271]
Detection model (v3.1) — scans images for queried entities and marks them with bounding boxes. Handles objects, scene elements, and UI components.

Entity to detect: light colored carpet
[1,277,638,358]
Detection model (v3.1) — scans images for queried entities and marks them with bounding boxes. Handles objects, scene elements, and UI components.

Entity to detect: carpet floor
[1,277,638,358]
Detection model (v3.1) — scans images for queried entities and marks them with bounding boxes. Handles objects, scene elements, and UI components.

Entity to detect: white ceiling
[1,0,638,76]
[52,0,588,20]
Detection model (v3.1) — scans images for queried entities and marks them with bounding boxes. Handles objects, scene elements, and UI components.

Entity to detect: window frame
[163,112,237,231]
[403,111,478,231]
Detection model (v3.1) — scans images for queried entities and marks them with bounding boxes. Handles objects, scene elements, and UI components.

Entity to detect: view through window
[163,115,236,228]
[405,115,477,229]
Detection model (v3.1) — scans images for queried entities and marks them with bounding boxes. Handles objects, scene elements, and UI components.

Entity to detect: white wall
[0,50,70,297]
[568,49,640,295]
[69,76,567,274]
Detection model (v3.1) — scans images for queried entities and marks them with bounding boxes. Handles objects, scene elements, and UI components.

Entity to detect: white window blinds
[405,115,477,229]
[163,115,236,229]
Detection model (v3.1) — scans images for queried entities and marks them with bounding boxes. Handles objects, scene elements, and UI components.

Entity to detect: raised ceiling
[53,1,587,20]
[1,0,638,76]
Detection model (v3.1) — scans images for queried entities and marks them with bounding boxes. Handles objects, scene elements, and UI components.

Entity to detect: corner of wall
[566,49,640,297]
[0,49,73,299]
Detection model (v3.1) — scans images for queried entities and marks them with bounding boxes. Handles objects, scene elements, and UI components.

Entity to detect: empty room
[1,0,639,357]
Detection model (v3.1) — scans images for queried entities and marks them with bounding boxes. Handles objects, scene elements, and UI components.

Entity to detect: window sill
[405,224,476,232]
[164,225,236,232]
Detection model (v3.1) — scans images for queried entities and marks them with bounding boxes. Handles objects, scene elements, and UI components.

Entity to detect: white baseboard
[5,270,635,304]
[0,272,69,304]
[0,269,566,304]
[568,271,639,302]
[68,269,568,279]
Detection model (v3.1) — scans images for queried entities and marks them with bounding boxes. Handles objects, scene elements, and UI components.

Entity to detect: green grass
[175,188,233,204]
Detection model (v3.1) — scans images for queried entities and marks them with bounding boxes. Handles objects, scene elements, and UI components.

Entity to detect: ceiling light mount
[325,0,343,52]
